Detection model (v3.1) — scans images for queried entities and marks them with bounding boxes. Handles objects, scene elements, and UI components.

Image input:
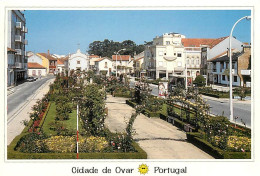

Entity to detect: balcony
[15,49,22,55]
[15,62,22,68]
[22,26,28,33]
[24,39,28,45]
[241,70,251,76]
[15,35,22,42]
[16,22,22,29]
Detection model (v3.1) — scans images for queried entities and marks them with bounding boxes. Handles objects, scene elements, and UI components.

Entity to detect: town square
[6,10,252,161]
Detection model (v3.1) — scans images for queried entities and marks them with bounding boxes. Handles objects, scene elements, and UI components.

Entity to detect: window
[234,76,238,82]
[187,71,190,76]
[196,59,199,65]
[105,62,107,68]
[174,53,176,56]
[159,51,163,56]
[77,60,80,64]
[222,75,225,81]
[186,59,190,64]
[191,59,194,64]
[177,62,182,67]
[166,41,170,45]
[177,52,182,57]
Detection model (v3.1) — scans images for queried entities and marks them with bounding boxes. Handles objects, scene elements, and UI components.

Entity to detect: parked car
[27,77,36,82]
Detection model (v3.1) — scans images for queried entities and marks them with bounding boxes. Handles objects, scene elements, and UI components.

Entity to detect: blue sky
[24,10,251,55]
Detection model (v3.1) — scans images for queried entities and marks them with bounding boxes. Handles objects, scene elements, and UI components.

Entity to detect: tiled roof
[95,57,112,62]
[7,47,16,52]
[136,57,144,61]
[28,62,46,69]
[112,55,131,61]
[57,59,65,65]
[208,50,241,63]
[38,53,57,61]
[89,55,100,58]
[182,37,228,48]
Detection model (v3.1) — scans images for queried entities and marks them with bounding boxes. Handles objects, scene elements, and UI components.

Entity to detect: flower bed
[186,132,251,159]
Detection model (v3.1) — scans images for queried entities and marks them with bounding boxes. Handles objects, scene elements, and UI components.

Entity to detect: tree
[194,75,206,87]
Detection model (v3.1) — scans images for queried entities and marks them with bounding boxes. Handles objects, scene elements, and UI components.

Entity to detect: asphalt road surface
[7,75,54,120]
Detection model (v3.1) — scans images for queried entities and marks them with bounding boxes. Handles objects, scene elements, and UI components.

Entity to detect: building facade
[7,10,28,86]
[112,55,133,76]
[144,33,186,80]
[133,51,145,77]
[207,45,251,87]
[95,57,113,76]
[68,49,89,72]
[28,62,47,77]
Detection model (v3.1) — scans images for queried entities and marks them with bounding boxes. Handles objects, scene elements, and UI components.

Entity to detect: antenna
[77,43,80,50]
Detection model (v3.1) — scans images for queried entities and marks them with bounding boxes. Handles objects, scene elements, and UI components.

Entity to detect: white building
[144,33,186,80]
[68,49,89,72]
[201,36,244,83]
[7,10,28,86]
[112,55,134,76]
[95,57,113,76]
[28,62,47,77]
[89,55,101,71]
[133,51,145,77]
[28,53,43,65]
[207,45,251,87]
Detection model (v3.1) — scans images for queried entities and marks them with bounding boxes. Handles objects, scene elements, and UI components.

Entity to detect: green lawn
[42,102,84,136]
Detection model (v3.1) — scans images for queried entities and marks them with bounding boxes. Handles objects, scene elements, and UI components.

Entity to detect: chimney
[48,50,50,55]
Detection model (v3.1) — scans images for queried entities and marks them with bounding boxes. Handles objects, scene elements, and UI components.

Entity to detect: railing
[22,26,28,33]
[15,35,22,42]
[15,49,22,55]
[16,22,22,29]
[15,62,22,68]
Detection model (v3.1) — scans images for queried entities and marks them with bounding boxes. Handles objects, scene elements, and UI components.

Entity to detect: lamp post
[229,16,251,122]
[115,48,126,77]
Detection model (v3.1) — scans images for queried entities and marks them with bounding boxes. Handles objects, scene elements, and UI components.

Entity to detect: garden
[125,79,251,159]
[8,71,146,159]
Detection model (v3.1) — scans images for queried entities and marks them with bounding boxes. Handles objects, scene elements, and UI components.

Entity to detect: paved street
[105,95,213,159]
[7,76,55,145]
[130,79,251,128]
[7,75,55,120]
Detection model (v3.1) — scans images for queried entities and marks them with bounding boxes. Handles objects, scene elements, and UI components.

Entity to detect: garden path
[105,95,214,159]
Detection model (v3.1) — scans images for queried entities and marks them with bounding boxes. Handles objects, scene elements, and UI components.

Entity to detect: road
[7,75,55,121]
[130,79,251,128]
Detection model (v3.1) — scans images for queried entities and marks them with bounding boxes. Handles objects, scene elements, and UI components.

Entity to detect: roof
[28,62,46,69]
[208,51,242,63]
[112,55,131,61]
[89,55,100,58]
[182,37,228,48]
[135,57,144,61]
[95,57,112,62]
[7,47,16,53]
[38,53,57,61]
[207,49,235,62]
[57,59,65,65]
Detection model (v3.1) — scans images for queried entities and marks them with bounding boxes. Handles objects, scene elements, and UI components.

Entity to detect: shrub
[194,75,206,87]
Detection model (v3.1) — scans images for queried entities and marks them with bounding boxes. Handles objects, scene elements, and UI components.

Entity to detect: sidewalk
[105,95,214,159]
[7,78,55,145]
[201,94,251,105]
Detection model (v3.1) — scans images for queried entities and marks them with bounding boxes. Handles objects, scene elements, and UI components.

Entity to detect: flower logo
[138,164,149,175]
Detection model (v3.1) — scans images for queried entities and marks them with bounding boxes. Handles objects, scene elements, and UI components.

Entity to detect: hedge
[186,132,251,159]
[8,139,147,159]
[113,93,132,98]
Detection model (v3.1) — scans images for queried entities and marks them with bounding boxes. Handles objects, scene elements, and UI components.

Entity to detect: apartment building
[112,55,133,76]
[207,45,251,87]
[7,10,28,86]
[144,33,186,80]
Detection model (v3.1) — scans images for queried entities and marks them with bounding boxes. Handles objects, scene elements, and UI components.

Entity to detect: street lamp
[115,48,126,77]
[229,16,251,122]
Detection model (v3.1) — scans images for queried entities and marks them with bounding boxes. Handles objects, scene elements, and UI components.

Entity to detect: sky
[24,10,251,55]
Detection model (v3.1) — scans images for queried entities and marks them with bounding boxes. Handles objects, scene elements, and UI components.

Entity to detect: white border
[1,0,259,176]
